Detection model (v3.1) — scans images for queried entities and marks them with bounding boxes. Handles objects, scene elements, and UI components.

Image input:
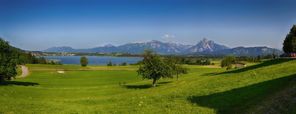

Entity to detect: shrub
[80,56,88,67]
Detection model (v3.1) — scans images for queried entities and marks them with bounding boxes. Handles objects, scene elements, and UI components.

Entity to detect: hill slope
[0,59,295,113]
[188,59,296,113]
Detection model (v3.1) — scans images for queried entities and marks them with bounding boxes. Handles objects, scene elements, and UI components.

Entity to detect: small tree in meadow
[107,61,113,66]
[121,62,127,66]
[283,25,296,53]
[137,50,173,87]
[221,56,236,69]
[80,56,88,67]
[165,56,188,80]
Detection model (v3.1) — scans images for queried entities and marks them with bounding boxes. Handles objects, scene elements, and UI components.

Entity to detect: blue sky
[0,0,296,51]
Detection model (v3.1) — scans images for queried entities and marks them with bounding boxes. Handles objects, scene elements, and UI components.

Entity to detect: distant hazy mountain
[214,46,283,56]
[87,44,118,53]
[44,40,193,54]
[117,40,192,54]
[43,39,283,56]
[44,46,76,52]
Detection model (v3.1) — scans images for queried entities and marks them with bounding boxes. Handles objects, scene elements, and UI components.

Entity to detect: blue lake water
[43,56,143,65]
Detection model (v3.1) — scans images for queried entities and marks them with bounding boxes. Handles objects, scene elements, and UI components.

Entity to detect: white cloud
[162,34,175,42]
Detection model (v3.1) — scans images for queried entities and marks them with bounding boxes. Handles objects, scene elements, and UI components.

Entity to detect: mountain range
[44,38,283,56]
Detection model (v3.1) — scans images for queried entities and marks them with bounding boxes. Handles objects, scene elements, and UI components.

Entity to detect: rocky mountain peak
[188,38,228,53]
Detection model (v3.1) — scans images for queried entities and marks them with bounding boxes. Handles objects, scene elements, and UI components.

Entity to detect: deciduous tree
[80,56,88,67]
[0,38,17,82]
[165,56,188,80]
[221,56,236,69]
[137,50,173,87]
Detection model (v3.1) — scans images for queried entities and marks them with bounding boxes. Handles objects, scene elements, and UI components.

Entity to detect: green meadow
[1,59,296,114]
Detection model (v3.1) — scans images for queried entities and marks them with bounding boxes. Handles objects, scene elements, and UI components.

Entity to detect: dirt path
[19,65,29,78]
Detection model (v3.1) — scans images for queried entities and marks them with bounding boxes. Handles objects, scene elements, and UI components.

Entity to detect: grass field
[1,59,296,113]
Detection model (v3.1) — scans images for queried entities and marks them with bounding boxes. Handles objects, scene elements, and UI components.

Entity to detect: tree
[205,59,211,65]
[175,65,188,79]
[0,38,17,82]
[165,56,188,80]
[121,62,127,66]
[283,25,296,53]
[221,56,236,69]
[38,57,47,64]
[107,61,113,66]
[137,50,173,87]
[80,56,88,67]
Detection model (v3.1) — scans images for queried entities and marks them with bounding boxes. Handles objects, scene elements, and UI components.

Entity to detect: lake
[43,56,143,65]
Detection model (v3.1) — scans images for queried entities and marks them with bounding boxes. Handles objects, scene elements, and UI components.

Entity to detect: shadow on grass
[124,81,172,89]
[201,72,221,76]
[0,81,39,86]
[222,59,292,74]
[202,59,293,76]
[158,81,172,84]
[188,74,296,114]
[125,84,152,89]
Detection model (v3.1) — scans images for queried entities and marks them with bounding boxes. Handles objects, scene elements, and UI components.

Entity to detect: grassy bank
[0,59,295,113]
